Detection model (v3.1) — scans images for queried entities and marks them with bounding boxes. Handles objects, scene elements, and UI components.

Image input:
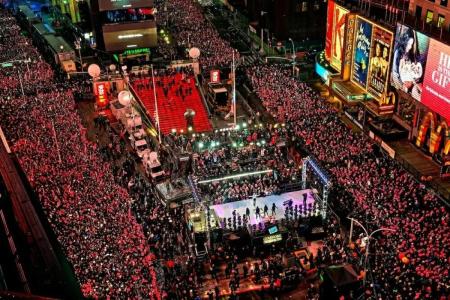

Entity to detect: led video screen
[330,4,349,72]
[421,39,450,120]
[102,20,157,52]
[99,0,154,11]
[391,24,430,102]
[325,0,334,60]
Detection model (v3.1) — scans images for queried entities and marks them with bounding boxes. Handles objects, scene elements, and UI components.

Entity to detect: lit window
[437,14,445,27]
[441,0,448,7]
[426,10,434,23]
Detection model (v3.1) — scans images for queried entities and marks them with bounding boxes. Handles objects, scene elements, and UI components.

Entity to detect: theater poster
[421,39,450,120]
[391,24,430,101]
[351,17,372,90]
[330,5,349,72]
[325,0,335,61]
[367,26,393,102]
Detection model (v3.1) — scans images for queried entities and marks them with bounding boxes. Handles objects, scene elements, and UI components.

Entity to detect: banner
[391,24,430,101]
[330,5,349,72]
[421,39,450,120]
[367,26,393,102]
[351,17,372,89]
[325,0,335,60]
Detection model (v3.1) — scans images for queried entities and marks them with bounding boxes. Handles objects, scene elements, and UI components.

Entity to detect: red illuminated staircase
[132,74,212,134]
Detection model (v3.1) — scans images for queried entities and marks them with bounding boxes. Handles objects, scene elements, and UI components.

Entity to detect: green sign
[123,48,150,56]
[1,63,13,68]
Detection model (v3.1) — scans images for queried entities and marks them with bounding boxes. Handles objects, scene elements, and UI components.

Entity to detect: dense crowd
[154,0,238,69]
[0,10,160,299]
[246,64,450,298]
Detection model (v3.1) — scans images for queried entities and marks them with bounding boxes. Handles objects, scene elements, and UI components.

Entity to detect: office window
[415,5,422,19]
[426,10,434,23]
[437,14,445,27]
[441,0,448,7]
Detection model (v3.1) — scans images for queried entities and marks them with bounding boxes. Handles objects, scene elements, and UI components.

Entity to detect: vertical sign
[342,14,356,81]
[325,0,335,61]
[367,26,393,103]
[351,17,373,90]
[330,5,349,72]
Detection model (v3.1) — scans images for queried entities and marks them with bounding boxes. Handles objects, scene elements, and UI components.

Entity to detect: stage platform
[210,189,317,226]
[155,179,193,206]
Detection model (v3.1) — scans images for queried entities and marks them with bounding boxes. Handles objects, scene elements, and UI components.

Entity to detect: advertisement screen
[421,39,450,120]
[330,5,349,72]
[351,17,373,89]
[103,21,157,52]
[391,24,430,101]
[325,0,335,60]
[367,26,393,101]
[99,0,154,11]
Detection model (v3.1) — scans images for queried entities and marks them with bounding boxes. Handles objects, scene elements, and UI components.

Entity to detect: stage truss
[301,156,332,219]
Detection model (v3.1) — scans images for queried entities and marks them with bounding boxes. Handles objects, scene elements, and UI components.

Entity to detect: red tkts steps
[133,73,212,134]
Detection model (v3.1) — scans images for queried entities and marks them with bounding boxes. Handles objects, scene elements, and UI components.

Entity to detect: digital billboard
[367,26,393,101]
[421,39,450,120]
[99,0,154,11]
[330,5,349,72]
[325,0,335,60]
[391,24,430,101]
[102,20,157,52]
[351,17,372,89]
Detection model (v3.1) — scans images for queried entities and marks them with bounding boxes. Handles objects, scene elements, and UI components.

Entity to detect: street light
[347,217,396,287]
[288,38,295,76]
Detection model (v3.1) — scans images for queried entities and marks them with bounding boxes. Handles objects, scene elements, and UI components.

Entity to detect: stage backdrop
[421,39,450,120]
[391,24,430,102]
[330,4,349,72]
[367,26,393,102]
[351,17,372,90]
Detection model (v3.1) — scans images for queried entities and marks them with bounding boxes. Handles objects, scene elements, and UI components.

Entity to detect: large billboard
[367,26,393,101]
[351,17,372,89]
[325,0,335,60]
[330,5,349,72]
[99,0,154,11]
[102,20,157,52]
[391,24,430,101]
[421,39,450,120]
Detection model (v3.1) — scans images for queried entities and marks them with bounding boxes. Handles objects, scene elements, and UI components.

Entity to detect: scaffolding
[301,156,332,219]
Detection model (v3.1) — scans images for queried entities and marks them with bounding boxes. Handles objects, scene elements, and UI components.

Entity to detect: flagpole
[232,50,237,128]
[151,64,161,143]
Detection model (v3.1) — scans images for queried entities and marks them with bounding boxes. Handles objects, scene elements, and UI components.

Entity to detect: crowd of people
[154,0,238,69]
[246,64,449,298]
[0,9,160,299]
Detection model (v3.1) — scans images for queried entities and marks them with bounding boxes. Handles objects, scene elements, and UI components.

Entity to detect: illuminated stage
[210,189,316,227]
